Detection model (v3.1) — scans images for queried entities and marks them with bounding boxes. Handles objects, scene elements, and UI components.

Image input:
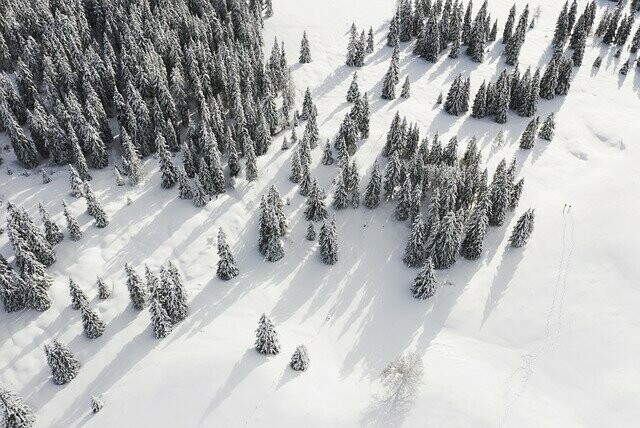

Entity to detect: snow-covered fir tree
[68,278,89,311]
[38,204,63,246]
[404,213,427,267]
[460,197,489,260]
[44,339,80,385]
[305,180,328,221]
[217,228,239,281]
[539,113,556,141]
[306,222,317,241]
[347,73,361,103]
[319,218,339,265]
[255,314,280,355]
[519,117,540,150]
[0,386,36,428]
[300,31,312,63]
[400,77,411,99]
[509,209,535,248]
[381,47,400,100]
[96,276,110,300]
[125,264,147,310]
[80,302,106,339]
[411,258,438,299]
[62,201,82,242]
[290,345,310,371]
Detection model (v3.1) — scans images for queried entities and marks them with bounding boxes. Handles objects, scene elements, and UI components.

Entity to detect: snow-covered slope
[2,0,640,426]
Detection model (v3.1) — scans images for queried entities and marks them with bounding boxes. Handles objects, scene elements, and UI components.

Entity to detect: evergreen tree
[460,197,489,260]
[404,213,427,267]
[509,209,535,247]
[347,73,360,103]
[68,165,85,198]
[321,141,334,166]
[149,289,173,339]
[68,278,89,310]
[332,173,350,210]
[430,210,462,269]
[306,222,317,241]
[290,345,310,371]
[80,302,106,339]
[509,178,525,212]
[319,218,339,265]
[367,27,375,53]
[62,201,82,241]
[245,141,259,182]
[400,77,411,98]
[157,135,178,189]
[364,161,382,209]
[305,180,328,221]
[395,177,413,221]
[0,255,27,313]
[519,117,540,150]
[539,113,555,141]
[383,152,403,199]
[165,262,189,323]
[471,81,488,119]
[125,264,147,310]
[39,204,63,246]
[411,258,438,299]
[44,339,80,385]
[97,276,110,300]
[255,314,280,355]
[217,228,239,281]
[0,386,36,428]
[381,47,400,100]
[299,31,312,63]
[41,169,51,184]
[488,160,510,226]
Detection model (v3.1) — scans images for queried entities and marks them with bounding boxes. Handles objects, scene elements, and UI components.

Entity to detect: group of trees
[593,1,640,71]
[255,314,310,371]
[346,23,375,67]
[124,262,188,339]
[0,0,290,209]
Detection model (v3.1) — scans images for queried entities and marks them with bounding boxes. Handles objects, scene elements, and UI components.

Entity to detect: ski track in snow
[499,209,575,427]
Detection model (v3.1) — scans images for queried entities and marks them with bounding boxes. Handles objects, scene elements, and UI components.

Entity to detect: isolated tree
[125,264,147,310]
[290,345,310,371]
[255,314,280,355]
[411,258,438,299]
[80,302,106,339]
[319,218,338,265]
[380,352,424,400]
[96,276,110,299]
[300,31,312,63]
[44,339,80,385]
[217,228,239,281]
[539,113,555,141]
[0,386,36,428]
[509,209,535,247]
[62,201,82,241]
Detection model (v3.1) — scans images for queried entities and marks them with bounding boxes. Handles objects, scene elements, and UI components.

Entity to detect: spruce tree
[321,141,334,166]
[395,177,413,221]
[306,222,316,241]
[68,165,85,198]
[305,180,328,221]
[347,73,360,103]
[332,173,350,210]
[509,209,535,247]
[299,31,312,63]
[97,276,110,299]
[149,289,173,339]
[460,197,489,260]
[319,218,338,265]
[125,264,147,310]
[400,77,411,98]
[80,302,106,339]
[411,258,438,299]
[217,228,239,281]
[488,160,510,226]
[68,278,89,310]
[430,210,461,269]
[0,387,36,428]
[62,201,82,241]
[165,262,189,323]
[39,204,63,246]
[255,314,280,355]
[158,135,178,189]
[245,141,259,181]
[403,213,427,267]
[539,113,555,141]
[0,255,27,313]
[519,117,540,150]
[290,345,310,371]
[381,47,400,100]
[44,339,80,385]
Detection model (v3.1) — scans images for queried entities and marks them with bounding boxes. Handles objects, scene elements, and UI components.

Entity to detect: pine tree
[411,258,438,299]
[44,339,80,385]
[217,228,239,281]
[0,387,36,428]
[460,197,489,260]
[509,209,535,247]
[539,113,555,141]
[305,180,328,221]
[332,173,350,210]
[367,27,375,53]
[319,218,338,265]
[430,210,461,269]
[21,254,52,312]
[519,117,540,150]
[403,213,427,267]
[400,77,411,98]
[347,73,360,103]
[381,47,400,100]
[68,278,89,310]
[255,314,280,355]
[395,177,413,221]
[68,165,85,198]
[245,141,258,181]
[471,81,488,119]
[299,31,312,63]
[177,166,194,200]
[321,141,334,166]
[488,160,510,226]
[97,276,110,299]
[306,222,316,241]
[157,135,178,189]
[80,302,106,339]
[125,264,147,310]
[149,290,173,339]
[62,201,82,241]
[290,345,310,371]
[165,262,188,323]
[509,178,525,212]
[39,204,63,246]
[0,255,27,313]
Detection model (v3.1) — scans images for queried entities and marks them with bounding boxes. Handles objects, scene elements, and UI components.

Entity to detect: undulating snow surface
[2,0,640,426]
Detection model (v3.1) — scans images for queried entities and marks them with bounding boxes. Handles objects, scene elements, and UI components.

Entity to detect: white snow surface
[2,0,640,426]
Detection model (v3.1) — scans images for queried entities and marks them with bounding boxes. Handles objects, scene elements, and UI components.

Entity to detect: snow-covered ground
[2,0,640,426]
